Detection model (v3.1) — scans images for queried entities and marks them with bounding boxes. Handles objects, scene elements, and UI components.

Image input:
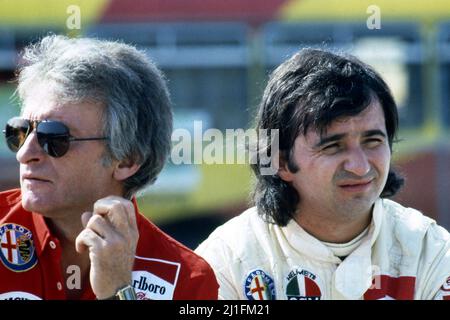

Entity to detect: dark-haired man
[196,48,450,300]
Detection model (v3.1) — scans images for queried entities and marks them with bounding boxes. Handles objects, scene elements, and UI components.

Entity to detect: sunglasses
[3,117,108,158]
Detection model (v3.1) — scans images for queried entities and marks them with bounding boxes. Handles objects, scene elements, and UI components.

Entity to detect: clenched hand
[75,196,139,299]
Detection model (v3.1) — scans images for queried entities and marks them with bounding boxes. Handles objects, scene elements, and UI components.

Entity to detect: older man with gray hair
[0,35,218,300]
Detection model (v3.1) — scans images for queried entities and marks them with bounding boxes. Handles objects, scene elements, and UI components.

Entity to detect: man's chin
[21,189,52,214]
[335,195,377,215]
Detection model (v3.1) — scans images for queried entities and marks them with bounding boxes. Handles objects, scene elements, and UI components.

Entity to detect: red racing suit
[0,189,218,300]
[196,199,450,300]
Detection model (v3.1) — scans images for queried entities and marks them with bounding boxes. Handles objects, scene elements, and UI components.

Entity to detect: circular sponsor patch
[0,223,37,272]
[285,267,322,300]
[0,291,41,300]
[244,269,276,300]
[440,276,450,292]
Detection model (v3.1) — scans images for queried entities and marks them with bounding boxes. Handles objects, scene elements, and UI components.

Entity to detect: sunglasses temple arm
[69,137,109,142]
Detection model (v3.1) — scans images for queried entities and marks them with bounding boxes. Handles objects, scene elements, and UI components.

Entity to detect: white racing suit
[196,199,450,300]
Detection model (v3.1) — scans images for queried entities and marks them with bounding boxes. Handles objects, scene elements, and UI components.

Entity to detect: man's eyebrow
[314,133,346,148]
[363,129,387,138]
[314,129,387,148]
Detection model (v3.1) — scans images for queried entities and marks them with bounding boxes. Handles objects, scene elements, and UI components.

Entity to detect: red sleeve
[174,259,219,300]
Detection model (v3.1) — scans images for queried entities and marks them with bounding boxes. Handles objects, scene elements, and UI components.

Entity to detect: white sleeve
[432,276,450,300]
[418,224,450,299]
[195,235,242,300]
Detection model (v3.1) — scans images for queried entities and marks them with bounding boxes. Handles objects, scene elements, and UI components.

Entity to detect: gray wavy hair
[16,35,173,198]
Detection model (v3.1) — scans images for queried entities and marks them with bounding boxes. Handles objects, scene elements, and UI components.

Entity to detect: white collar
[280,199,385,299]
[321,226,370,258]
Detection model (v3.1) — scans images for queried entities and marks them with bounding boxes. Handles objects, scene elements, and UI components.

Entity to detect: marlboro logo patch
[132,256,181,300]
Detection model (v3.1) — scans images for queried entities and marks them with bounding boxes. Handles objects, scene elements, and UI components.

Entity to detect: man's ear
[277,150,294,182]
[113,159,141,182]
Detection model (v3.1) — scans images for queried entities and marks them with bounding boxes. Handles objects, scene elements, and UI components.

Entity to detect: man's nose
[343,147,371,177]
[16,131,44,164]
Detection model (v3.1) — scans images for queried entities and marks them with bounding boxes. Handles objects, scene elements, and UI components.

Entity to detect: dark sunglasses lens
[4,118,30,152]
[36,121,70,158]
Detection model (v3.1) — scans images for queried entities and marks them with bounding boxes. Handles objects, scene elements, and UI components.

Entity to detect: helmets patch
[285,267,322,300]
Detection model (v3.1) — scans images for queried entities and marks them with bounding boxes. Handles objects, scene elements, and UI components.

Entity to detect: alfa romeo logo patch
[0,223,37,272]
[244,269,276,300]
